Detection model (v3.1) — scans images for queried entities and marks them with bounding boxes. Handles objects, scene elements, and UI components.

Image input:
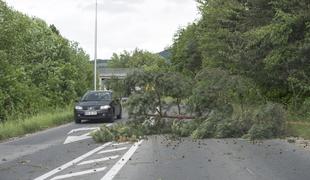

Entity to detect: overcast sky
[5,0,199,59]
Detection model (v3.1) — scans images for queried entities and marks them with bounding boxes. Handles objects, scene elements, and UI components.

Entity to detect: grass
[287,123,310,139]
[0,106,73,141]
[286,111,310,139]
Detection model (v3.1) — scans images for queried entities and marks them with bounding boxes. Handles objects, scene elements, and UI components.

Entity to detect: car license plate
[85,111,97,116]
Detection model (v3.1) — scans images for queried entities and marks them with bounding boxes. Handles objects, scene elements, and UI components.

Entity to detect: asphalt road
[1,113,310,180]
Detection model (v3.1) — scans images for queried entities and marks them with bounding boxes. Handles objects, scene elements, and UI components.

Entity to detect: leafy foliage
[194,0,310,105]
[108,49,168,72]
[0,1,92,122]
[171,23,203,76]
[247,103,286,139]
[166,0,310,139]
[124,70,192,117]
[92,119,173,143]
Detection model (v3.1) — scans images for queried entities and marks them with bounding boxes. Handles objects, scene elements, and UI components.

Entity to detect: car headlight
[75,106,83,110]
[100,105,111,110]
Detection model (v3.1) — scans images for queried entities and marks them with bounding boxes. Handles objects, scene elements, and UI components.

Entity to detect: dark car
[74,90,122,123]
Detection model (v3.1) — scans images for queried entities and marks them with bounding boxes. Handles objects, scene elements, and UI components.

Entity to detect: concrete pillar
[99,77,102,90]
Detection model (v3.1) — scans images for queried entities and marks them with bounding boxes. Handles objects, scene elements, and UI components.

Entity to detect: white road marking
[111,142,129,146]
[78,155,120,166]
[98,147,128,154]
[34,142,112,180]
[67,127,100,135]
[63,132,92,144]
[101,140,143,180]
[50,166,107,180]
[64,124,113,144]
[246,167,256,176]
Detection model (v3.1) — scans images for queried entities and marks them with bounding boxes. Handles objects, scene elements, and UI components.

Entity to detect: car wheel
[108,116,114,123]
[75,117,81,124]
[108,110,115,123]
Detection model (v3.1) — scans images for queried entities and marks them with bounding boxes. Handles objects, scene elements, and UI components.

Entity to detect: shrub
[171,120,199,137]
[191,121,214,139]
[215,119,242,138]
[191,119,217,139]
[247,124,274,140]
[247,103,286,139]
[92,126,114,143]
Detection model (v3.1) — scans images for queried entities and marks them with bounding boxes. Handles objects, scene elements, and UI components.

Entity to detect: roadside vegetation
[0,1,92,140]
[0,106,73,141]
[94,0,310,142]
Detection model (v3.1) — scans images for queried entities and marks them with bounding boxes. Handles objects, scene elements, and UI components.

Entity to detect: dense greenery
[0,1,92,122]
[171,0,309,138]
[108,49,167,71]
[102,0,309,140]
[173,0,310,111]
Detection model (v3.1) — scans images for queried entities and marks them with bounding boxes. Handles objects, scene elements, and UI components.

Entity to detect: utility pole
[94,0,98,91]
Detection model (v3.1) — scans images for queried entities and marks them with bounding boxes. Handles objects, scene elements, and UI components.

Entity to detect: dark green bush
[247,103,286,139]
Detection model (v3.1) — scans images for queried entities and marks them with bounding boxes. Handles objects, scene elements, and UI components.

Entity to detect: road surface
[0,113,310,180]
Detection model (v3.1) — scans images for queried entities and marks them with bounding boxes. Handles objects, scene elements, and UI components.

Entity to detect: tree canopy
[171,0,310,107]
[0,1,92,121]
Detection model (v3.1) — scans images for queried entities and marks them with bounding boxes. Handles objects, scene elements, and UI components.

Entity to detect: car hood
[77,100,112,107]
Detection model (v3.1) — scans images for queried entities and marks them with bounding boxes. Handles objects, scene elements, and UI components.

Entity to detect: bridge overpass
[98,68,134,89]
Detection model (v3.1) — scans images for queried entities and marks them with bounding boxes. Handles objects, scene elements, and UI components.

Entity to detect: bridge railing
[99,68,135,79]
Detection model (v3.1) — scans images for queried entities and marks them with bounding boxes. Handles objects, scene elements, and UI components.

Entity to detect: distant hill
[158,49,171,59]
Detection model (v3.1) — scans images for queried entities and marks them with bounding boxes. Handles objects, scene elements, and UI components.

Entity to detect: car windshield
[81,92,111,101]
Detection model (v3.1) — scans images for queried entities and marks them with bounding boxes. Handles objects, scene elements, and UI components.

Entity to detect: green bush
[171,120,198,137]
[247,124,274,140]
[247,103,286,140]
[92,126,114,143]
[191,120,216,139]
[215,120,242,138]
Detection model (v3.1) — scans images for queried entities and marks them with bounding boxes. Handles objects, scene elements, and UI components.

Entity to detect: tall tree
[171,23,202,76]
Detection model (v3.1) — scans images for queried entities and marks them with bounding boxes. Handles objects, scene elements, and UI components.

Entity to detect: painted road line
[34,142,112,180]
[78,155,120,166]
[111,142,129,146]
[64,124,113,144]
[98,147,128,154]
[246,167,256,176]
[63,132,92,144]
[50,166,107,180]
[101,140,143,180]
[67,127,100,135]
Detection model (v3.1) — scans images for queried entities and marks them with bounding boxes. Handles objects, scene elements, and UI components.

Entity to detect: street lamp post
[94,0,98,91]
